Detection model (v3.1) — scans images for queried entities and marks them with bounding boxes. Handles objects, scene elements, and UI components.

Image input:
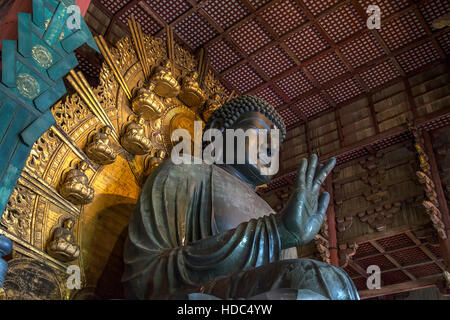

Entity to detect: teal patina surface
[0,0,98,284]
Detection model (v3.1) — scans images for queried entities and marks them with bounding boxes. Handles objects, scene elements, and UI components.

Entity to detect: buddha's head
[63,217,75,230]
[102,126,112,136]
[137,116,146,126]
[189,71,199,80]
[204,95,286,187]
[78,161,89,172]
[162,59,172,70]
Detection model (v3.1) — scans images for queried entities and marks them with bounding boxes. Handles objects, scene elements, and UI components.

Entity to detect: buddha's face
[103,126,112,136]
[190,72,198,80]
[163,60,172,69]
[64,219,74,229]
[79,161,88,171]
[138,117,146,126]
[225,112,280,187]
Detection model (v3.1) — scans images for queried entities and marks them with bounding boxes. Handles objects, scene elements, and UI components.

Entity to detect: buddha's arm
[124,157,335,298]
[123,162,283,297]
[177,214,282,285]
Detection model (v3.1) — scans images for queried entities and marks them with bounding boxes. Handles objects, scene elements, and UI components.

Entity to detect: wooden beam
[369,240,417,281]
[355,243,430,261]
[335,109,345,147]
[410,1,446,59]
[268,101,450,186]
[138,1,194,53]
[104,0,138,40]
[351,0,406,77]
[348,259,369,278]
[405,230,446,272]
[358,275,441,299]
[352,259,444,281]
[368,94,380,135]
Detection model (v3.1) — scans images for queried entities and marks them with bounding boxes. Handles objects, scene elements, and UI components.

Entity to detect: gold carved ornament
[0,18,231,299]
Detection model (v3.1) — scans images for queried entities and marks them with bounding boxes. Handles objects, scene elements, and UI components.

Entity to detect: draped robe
[122,160,359,300]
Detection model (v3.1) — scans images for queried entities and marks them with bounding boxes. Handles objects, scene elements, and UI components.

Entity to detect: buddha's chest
[211,167,274,233]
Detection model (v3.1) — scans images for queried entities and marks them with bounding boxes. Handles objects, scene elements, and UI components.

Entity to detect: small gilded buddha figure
[47,218,80,262]
[202,93,222,121]
[151,59,180,98]
[142,149,167,183]
[131,82,165,121]
[85,126,117,165]
[60,161,94,205]
[178,71,206,110]
[121,116,152,155]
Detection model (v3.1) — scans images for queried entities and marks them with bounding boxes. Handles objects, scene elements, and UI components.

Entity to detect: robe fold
[123,161,282,299]
[122,160,359,300]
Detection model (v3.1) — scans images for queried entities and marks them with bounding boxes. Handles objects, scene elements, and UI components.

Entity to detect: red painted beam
[75,0,91,17]
[422,130,450,273]
[326,176,339,266]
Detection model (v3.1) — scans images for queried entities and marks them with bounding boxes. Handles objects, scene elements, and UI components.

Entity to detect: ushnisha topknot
[204,95,286,142]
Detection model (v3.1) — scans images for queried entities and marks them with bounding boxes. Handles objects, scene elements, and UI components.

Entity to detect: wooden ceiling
[79,1,450,178]
[84,0,449,122]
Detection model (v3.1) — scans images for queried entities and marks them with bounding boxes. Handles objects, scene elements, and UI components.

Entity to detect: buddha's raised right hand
[276,155,336,249]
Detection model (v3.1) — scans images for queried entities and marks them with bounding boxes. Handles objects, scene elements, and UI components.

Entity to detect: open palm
[278,154,336,249]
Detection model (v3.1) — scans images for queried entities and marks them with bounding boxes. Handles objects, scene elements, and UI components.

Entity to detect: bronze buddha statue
[178,71,206,110]
[85,126,117,165]
[131,82,165,121]
[59,161,94,205]
[151,59,180,98]
[123,96,358,300]
[47,218,80,262]
[121,117,152,155]
[202,93,222,121]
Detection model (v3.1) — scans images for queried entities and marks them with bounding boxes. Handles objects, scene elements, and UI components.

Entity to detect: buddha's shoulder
[150,157,214,181]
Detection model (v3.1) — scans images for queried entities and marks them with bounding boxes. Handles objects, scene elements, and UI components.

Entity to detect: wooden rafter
[358,274,442,299]
[405,231,446,272]
[270,99,450,187]
[369,239,417,281]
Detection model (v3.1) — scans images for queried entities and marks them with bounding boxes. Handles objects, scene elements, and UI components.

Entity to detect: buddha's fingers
[296,158,308,191]
[315,163,324,180]
[316,192,330,220]
[312,158,336,194]
[306,154,318,190]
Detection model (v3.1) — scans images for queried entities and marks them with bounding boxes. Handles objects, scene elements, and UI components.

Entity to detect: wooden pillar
[422,130,450,271]
[326,175,339,266]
